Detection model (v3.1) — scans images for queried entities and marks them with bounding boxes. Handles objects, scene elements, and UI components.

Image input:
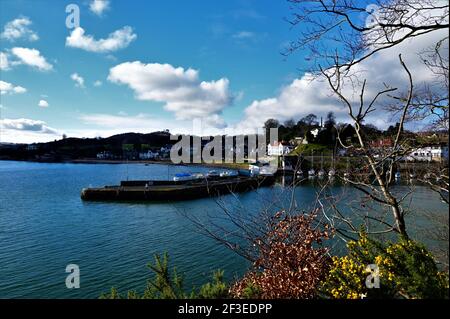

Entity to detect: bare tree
[283,0,449,238]
[319,54,413,237]
[284,0,448,129]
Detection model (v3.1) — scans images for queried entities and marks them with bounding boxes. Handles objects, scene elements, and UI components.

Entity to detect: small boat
[394,171,401,180]
[207,170,220,178]
[259,166,277,176]
[220,170,238,177]
[249,165,260,175]
[296,170,304,176]
[318,169,325,178]
[173,172,204,182]
[173,173,197,182]
[409,173,416,179]
[318,153,325,178]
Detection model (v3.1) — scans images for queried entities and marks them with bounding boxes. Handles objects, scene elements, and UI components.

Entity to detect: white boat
[395,172,401,179]
[207,170,220,177]
[259,166,277,176]
[173,173,201,182]
[318,169,325,178]
[249,165,260,176]
[318,153,325,178]
[328,169,336,177]
[296,170,304,176]
[219,170,238,177]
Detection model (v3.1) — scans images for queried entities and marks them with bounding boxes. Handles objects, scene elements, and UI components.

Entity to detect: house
[159,146,171,158]
[96,151,113,159]
[139,150,159,160]
[407,145,449,162]
[267,141,292,156]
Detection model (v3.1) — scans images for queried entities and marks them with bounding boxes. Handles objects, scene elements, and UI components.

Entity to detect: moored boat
[220,170,238,177]
[173,173,204,182]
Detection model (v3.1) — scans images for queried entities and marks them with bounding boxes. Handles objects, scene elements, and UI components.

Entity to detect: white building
[407,145,449,162]
[96,151,113,159]
[267,141,292,156]
[139,150,159,160]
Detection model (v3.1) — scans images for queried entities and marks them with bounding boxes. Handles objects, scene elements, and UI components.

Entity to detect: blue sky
[1,0,311,142]
[0,0,444,143]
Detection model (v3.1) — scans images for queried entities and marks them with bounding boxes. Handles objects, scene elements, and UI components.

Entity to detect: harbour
[0,160,447,298]
[81,175,276,202]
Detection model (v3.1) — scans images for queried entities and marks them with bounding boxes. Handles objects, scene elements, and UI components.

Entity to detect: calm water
[0,161,447,298]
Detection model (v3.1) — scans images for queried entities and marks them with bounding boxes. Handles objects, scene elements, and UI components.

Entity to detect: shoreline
[0,158,250,170]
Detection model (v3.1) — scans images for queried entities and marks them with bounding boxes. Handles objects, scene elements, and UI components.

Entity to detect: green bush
[100,253,229,299]
[321,233,449,299]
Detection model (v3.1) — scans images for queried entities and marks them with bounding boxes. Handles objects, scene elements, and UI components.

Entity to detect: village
[0,112,449,181]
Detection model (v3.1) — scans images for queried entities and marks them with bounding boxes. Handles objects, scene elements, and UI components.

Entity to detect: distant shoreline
[0,158,250,170]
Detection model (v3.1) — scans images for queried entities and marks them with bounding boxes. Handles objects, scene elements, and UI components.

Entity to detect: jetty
[80,175,275,202]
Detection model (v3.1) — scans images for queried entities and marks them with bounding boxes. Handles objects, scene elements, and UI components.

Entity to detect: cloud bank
[1,17,39,41]
[108,61,233,128]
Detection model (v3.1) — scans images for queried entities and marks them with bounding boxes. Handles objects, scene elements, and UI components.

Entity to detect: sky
[0,0,447,143]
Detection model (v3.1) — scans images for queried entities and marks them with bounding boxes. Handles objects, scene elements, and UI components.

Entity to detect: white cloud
[108,61,232,128]
[0,118,59,143]
[89,0,110,16]
[66,26,137,53]
[70,73,85,88]
[1,17,39,41]
[1,118,57,134]
[0,80,27,95]
[93,80,103,87]
[236,26,449,132]
[10,47,53,71]
[0,52,10,70]
[38,99,49,107]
